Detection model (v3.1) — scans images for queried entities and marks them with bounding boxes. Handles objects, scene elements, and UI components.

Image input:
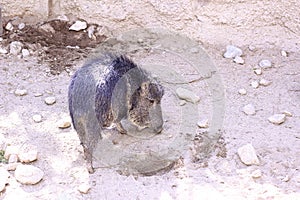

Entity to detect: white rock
[268,114,286,125]
[6,162,21,171]
[251,169,262,178]
[248,45,256,51]
[259,59,272,68]
[176,88,200,103]
[18,23,25,30]
[242,104,256,115]
[56,15,69,21]
[58,121,71,129]
[179,100,186,106]
[8,154,19,163]
[281,50,287,57]
[34,93,43,97]
[237,143,260,165]
[0,46,8,54]
[223,45,243,59]
[32,114,42,123]
[19,149,38,163]
[69,20,87,31]
[282,110,292,117]
[259,79,271,86]
[250,81,259,88]
[14,89,28,96]
[15,165,44,185]
[9,41,24,55]
[21,49,30,57]
[238,88,247,95]
[78,183,91,194]
[5,22,14,31]
[87,25,96,39]
[0,167,10,192]
[4,146,19,159]
[253,68,262,75]
[45,97,56,105]
[233,56,244,64]
[197,119,209,128]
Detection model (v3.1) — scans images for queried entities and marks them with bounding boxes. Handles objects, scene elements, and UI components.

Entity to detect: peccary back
[68,54,164,172]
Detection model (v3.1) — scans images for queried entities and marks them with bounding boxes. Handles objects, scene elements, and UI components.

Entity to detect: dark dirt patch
[1,19,107,74]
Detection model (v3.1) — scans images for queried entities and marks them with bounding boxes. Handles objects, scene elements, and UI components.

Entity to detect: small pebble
[176,88,200,104]
[251,169,262,178]
[238,88,247,95]
[237,143,260,165]
[6,162,21,171]
[233,56,244,64]
[259,59,272,68]
[197,119,209,128]
[34,93,43,97]
[18,23,25,30]
[259,79,271,86]
[45,97,56,105]
[242,104,256,115]
[15,165,44,185]
[250,81,259,88]
[5,22,14,31]
[268,114,286,125]
[21,49,30,58]
[223,45,243,59]
[8,154,18,163]
[190,47,199,54]
[0,47,8,54]
[281,50,287,57]
[18,149,38,163]
[4,146,19,159]
[32,114,42,123]
[282,110,292,117]
[9,41,24,55]
[179,100,186,106]
[58,121,71,129]
[248,45,256,51]
[69,20,87,31]
[78,183,91,194]
[253,68,262,75]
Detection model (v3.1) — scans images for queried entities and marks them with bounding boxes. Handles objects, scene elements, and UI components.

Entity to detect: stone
[0,167,9,192]
[237,144,260,165]
[34,93,43,97]
[251,169,262,178]
[197,119,209,128]
[259,79,271,86]
[32,114,42,123]
[233,56,245,64]
[4,145,19,159]
[69,20,87,31]
[9,41,23,55]
[58,121,71,129]
[0,46,8,54]
[238,88,247,95]
[281,50,287,57]
[5,22,14,31]
[14,89,28,96]
[223,45,243,59]
[259,59,272,68]
[8,154,18,163]
[18,23,25,30]
[248,45,256,51]
[19,148,38,163]
[268,114,286,125]
[250,81,259,88]
[176,87,200,103]
[179,100,186,106]
[15,165,44,185]
[6,162,21,171]
[253,68,262,75]
[242,104,256,115]
[45,97,56,105]
[282,110,292,117]
[78,183,91,194]
[21,49,30,58]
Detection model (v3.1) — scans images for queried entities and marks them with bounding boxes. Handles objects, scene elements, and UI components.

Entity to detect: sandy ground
[0,2,300,200]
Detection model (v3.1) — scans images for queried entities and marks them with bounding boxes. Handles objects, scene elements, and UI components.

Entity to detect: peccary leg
[82,144,95,173]
[116,122,127,134]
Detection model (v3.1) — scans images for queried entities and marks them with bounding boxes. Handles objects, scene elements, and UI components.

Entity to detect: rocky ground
[0,5,300,200]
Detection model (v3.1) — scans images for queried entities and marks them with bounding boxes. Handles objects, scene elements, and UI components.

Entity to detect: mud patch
[1,19,107,74]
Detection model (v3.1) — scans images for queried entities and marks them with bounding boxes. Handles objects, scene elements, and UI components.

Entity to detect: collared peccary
[68,54,164,173]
